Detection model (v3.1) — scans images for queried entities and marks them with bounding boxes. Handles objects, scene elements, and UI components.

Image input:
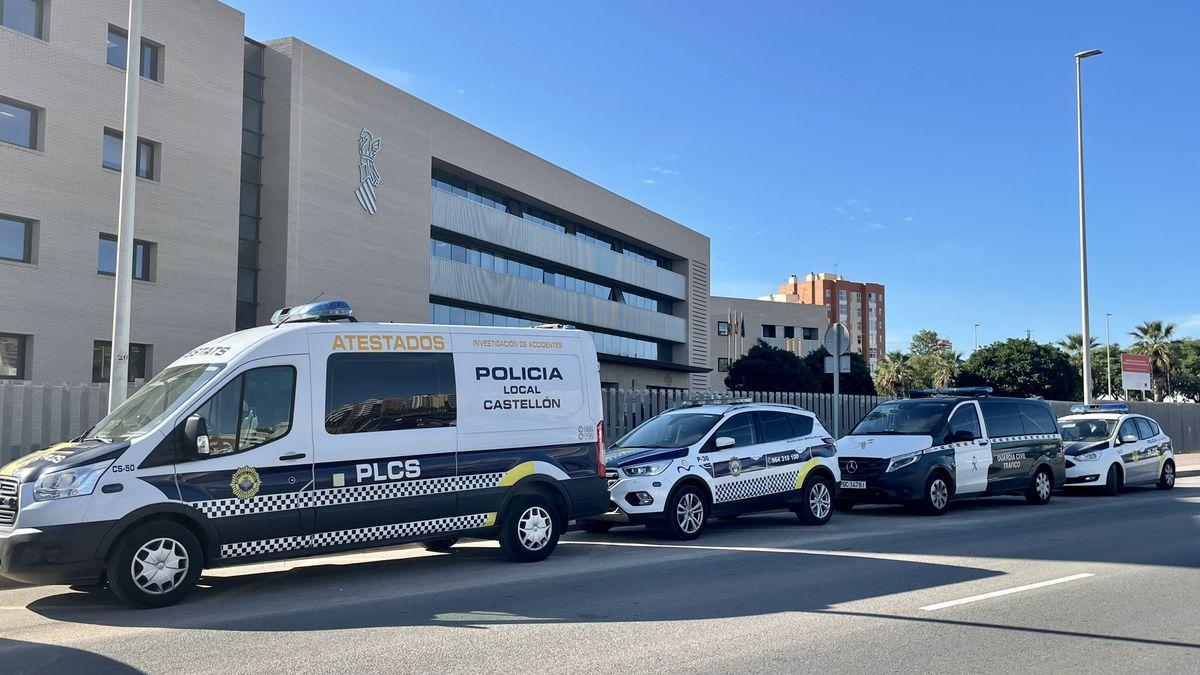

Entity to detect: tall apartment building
[761,273,885,370]
[0,0,711,390]
[708,295,828,390]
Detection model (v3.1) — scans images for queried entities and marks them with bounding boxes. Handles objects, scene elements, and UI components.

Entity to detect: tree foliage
[724,340,818,392]
[1128,321,1179,401]
[910,329,942,356]
[958,339,1078,400]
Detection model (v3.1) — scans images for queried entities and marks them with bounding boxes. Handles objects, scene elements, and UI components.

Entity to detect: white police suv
[580,400,839,539]
[0,301,609,607]
[1059,403,1176,495]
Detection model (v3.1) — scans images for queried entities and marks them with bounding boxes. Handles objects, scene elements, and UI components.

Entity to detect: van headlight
[33,461,112,501]
[1075,451,1102,462]
[623,460,671,477]
[885,451,922,473]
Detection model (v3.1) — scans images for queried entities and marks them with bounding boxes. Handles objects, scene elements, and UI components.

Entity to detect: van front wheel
[498,495,561,563]
[106,521,203,608]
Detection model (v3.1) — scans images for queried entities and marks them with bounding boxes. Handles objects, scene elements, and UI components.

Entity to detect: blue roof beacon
[269,299,356,325]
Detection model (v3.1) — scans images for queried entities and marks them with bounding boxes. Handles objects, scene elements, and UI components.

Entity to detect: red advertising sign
[1121,354,1152,392]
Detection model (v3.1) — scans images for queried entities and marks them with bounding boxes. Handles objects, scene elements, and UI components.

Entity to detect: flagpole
[108,0,143,412]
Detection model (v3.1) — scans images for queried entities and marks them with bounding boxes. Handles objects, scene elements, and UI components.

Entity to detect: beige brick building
[0,1,711,390]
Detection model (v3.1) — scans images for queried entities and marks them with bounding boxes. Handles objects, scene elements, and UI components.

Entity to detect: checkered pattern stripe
[219,512,492,559]
[190,472,505,519]
[924,433,1060,456]
[714,469,802,504]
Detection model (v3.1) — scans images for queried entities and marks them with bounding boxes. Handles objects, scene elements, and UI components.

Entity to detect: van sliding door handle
[279,452,307,461]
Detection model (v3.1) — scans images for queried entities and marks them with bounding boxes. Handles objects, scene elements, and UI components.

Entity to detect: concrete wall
[708,295,829,390]
[0,0,245,383]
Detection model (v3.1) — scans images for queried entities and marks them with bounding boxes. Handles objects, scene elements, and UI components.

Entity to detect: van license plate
[840,480,866,490]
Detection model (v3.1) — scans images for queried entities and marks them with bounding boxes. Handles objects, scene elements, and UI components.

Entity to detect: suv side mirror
[715,436,736,450]
[945,429,977,444]
[184,415,210,456]
[1120,432,1138,445]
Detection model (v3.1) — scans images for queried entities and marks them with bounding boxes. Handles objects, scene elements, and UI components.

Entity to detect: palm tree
[1129,321,1178,401]
[930,350,963,389]
[1056,333,1104,400]
[873,351,913,398]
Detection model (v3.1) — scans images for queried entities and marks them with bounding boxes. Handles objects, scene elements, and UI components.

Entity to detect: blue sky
[231,0,1200,352]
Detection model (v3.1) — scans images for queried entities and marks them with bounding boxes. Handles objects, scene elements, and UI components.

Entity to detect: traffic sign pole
[824,324,849,438]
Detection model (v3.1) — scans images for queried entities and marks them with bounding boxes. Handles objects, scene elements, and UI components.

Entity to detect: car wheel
[919,473,952,516]
[498,495,561,563]
[1104,464,1122,496]
[423,538,459,553]
[579,520,614,534]
[661,484,708,540]
[833,499,856,512]
[1025,467,1053,505]
[795,474,834,526]
[106,521,203,609]
[1157,460,1176,490]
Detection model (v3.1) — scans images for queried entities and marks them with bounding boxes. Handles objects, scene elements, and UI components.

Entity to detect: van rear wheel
[1158,460,1175,490]
[1025,467,1053,505]
[106,521,203,608]
[498,495,561,563]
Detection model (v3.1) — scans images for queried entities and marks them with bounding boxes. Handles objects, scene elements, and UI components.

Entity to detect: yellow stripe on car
[498,461,536,487]
[793,457,821,488]
[0,442,76,477]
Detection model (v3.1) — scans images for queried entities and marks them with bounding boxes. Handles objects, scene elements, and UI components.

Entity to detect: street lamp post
[973,323,980,353]
[1075,48,1102,405]
[1105,312,1113,399]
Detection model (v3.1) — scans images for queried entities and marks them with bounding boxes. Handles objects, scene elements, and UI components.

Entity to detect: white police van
[580,400,840,539]
[1059,403,1176,495]
[0,301,608,607]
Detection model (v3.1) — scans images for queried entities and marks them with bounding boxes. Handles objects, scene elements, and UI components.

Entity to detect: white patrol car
[580,400,840,539]
[1059,403,1176,495]
[0,301,608,607]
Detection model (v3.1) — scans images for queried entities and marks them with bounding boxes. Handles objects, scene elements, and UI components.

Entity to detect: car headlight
[623,460,671,477]
[33,461,112,501]
[1075,451,1102,462]
[885,451,922,473]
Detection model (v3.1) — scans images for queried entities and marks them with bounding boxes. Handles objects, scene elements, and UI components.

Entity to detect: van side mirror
[184,415,210,456]
[945,429,977,444]
[715,436,736,450]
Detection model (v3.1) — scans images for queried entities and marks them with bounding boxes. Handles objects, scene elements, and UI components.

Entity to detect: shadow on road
[24,542,1000,632]
[0,638,143,673]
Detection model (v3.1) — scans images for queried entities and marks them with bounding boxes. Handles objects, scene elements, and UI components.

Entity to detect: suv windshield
[851,400,953,436]
[614,413,722,449]
[1060,419,1115,442]
[89,364,225,441]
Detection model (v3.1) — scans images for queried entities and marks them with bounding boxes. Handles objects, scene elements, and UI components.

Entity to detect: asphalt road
[3,478,1199,674]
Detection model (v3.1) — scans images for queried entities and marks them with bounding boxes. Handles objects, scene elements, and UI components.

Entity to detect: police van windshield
[614,413,722,449]
[1060,419,1116,442]
[851,400,953,436]
[88,364,225,441]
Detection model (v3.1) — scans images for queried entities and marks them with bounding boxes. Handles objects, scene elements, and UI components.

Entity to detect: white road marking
[564,539,964,565]
[920,573,1095,611]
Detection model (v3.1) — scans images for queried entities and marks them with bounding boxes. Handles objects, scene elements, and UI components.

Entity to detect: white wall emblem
[355,129,382,214]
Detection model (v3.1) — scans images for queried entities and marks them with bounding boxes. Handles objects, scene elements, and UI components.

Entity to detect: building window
[783,326,795,339]
[824,289,831,297]
[0,97,39,149]
[102,129,158,179]
[761,324,777,338]
[92,341,151,382]
[98,233,154,280]
[802,327,818,341]
[325,353,457,434]
[0,332,28,379]
[717,357,730,372]
[838,289,847,302]
[0,0,42,38]
[717,321,730,336]
[107,26,163,81]
[0,214,33,263]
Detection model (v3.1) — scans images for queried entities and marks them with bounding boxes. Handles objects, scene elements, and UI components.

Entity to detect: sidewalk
[1176,451,1200,478]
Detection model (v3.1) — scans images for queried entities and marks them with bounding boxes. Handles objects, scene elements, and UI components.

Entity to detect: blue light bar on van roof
[270,299,355,325]
[908,387,993,398]
[1069,403,1129,414]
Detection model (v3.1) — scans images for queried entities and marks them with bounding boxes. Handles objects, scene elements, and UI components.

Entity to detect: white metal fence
[2,382,1197,465]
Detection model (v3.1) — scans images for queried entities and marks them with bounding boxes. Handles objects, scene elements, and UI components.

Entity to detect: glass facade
[429,302,662,361]
[430,238,670,313]
[236,39,265,330]
[432,168,672,269]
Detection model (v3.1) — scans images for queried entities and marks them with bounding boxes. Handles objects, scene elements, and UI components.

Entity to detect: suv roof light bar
[671,396,755,410]
[908,386,993,398]
[270,299,356,326]
[1069,402,1129,414]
